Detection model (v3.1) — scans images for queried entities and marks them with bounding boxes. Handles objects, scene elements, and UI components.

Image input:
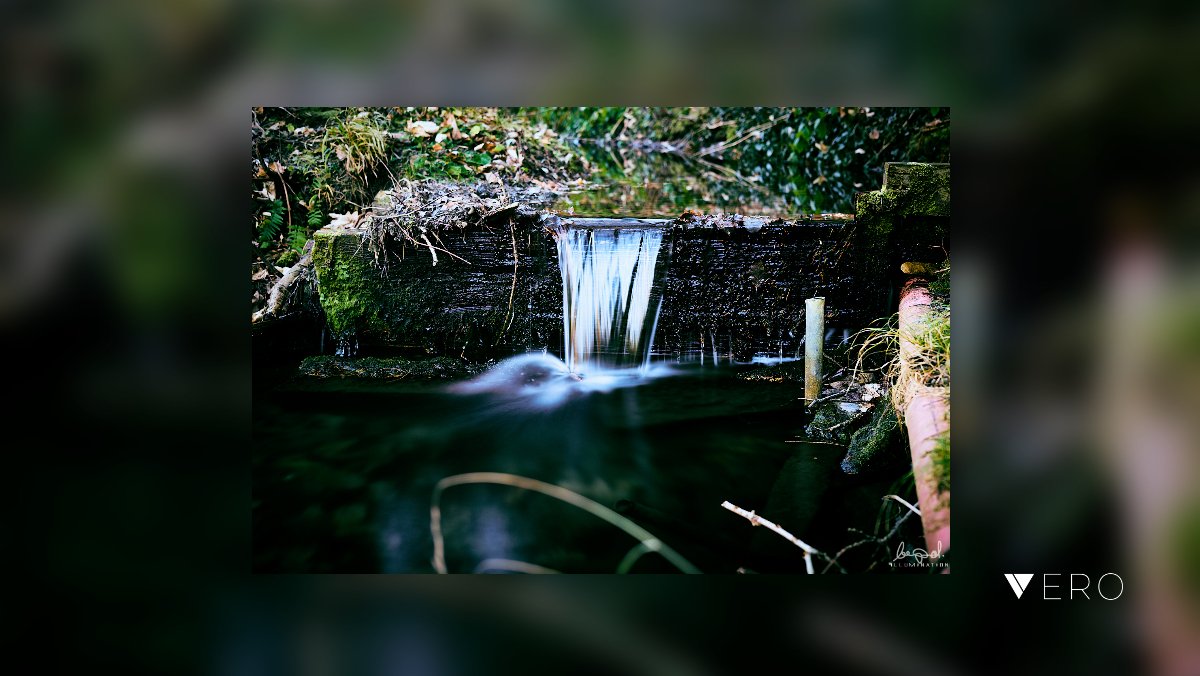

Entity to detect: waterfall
[556,227,665,373]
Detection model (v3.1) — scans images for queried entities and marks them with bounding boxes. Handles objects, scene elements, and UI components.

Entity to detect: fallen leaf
[811,175,827,185]
[815,142,829,153]
[406,120,440,137]
[443,111,464,140]
[328,211,362,229]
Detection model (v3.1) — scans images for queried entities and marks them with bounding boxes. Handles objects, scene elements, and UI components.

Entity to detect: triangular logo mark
[1005,573,1035,598]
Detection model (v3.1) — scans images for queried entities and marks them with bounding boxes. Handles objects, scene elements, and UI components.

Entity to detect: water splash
[556,227,664,373]
[449,353,673,409]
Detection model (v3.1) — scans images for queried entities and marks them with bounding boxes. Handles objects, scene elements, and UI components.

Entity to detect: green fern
[306,202,324,229]
[258,199,284,248]
[288,221,309,252]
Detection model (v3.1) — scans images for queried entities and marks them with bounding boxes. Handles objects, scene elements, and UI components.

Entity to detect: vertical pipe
[899,278,950,557]
[804,297,825,402]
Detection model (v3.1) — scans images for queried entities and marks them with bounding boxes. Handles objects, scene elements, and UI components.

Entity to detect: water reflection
[553,142,869,218]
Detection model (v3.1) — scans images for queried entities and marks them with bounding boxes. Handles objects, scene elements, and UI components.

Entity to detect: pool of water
[253,360,914,573]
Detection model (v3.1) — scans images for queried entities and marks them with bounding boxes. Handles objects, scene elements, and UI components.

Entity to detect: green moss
[841,398,902,474]
[888,163,949,220]
[276,249,300,267]
[311,229,391,336]
[929,431,950,496]
[298,355,487,380]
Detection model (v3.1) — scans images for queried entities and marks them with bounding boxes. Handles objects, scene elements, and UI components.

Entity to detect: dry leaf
[406,120,440,137]
[443,111,464,140]
[328,211,362,229]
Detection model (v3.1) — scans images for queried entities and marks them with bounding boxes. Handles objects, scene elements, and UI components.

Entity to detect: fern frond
[258,199,284,248]
[288,221,309,252]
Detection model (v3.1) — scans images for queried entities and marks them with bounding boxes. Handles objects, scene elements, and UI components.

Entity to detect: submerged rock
[298,355,486,380]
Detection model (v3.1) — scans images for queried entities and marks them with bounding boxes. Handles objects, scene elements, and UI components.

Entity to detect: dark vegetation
[251,107,949,312]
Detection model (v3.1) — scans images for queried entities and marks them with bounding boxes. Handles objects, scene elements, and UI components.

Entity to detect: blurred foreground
[3,1,1198,674]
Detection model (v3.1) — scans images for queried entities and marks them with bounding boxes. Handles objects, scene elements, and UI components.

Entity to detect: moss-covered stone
[298,355,488,380]
[852,162,949,316]
[881,162,950,217]
[311,229,393,337]
[840,399,904,474]
[309,218,563,359]
[804,400,871,443]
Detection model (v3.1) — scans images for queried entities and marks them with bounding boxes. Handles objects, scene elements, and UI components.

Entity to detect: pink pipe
[899,278,950,558]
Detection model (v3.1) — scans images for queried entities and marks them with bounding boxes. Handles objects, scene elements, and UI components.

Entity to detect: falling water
[556,227,665,373]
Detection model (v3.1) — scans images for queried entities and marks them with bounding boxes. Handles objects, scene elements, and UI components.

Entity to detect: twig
[721,500,822,574]
[431,472,699,574]
[473,558,560,574]
[494,220,519,346]
[419,233,438,266]
[806,390,843,408]
[269,164,293,240]
[695,115,787,158]
[825,412,868,434]
[884,494,922,516]
[820,507,916,573]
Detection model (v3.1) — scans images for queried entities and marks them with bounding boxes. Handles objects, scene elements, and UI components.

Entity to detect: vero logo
[1005,573,1035,599]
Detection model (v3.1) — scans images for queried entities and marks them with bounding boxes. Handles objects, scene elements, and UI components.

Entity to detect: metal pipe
[804,297,825,402]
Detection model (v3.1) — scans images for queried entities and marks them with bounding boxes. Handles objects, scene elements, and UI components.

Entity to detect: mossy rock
[310,222,563,359]
[840,401,904,474]
[803,400,871,443]
[853,162,949,315]
[298,355,487,380]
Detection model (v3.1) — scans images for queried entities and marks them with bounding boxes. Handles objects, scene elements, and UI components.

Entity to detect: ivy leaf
[463,151,492,166]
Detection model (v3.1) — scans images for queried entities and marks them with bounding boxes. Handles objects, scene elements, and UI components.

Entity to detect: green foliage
[252,106,950,260]
[288,221,309,252]
[306,202,324,229]
[522,106,948,213]
[257,199,284,249]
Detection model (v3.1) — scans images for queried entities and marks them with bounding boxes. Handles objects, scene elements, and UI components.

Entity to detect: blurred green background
[3,1,1198,674]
